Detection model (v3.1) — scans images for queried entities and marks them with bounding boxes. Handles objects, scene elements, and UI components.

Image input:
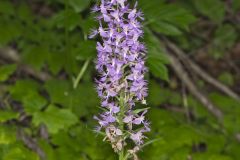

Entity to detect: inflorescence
[90,0,150,159]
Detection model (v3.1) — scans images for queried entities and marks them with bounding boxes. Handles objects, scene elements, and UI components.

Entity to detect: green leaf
[214,24,237,49]
[144,29,169,64]
[148,80,166,106]
[133,107,150,114]
[0,111,19,123]
[47,52,65,75]
[22,46,50,71]
[39,140,57,160]
[140,0,196,31]
[144,29,169,81]
[8,79,46,115]
[16,3,34,22]
[22,92,48,114]
[233,0,240,12]
[45,80,99,117]
[209,93,240,133]
[80,15,98,35]
[194,0,225,23]
[149,108,178,130]
[225,141,240,159]
[51,10,82,31]
[67,126,116,160]
[147,57,169,81]
[32,105,78,134]
[0,125,16,145]
[150,21,182,36]
[9,80,40,101]
[209,93,240,113]
[156,4,196,30]
[74,40,96,60]
[51,131,80,150]
[170,147,190,160]
[0,1,15,15]
[69,0,90,13]
[148,81,182,106]
[0,64,16,82]
[44,80,71,106]
[193,153,233,160]
[218,72,234,86]
[0,21,22,45]
[71,83,99,117]
[2,143,40,160]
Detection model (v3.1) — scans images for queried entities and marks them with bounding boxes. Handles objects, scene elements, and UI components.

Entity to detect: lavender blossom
[91,0,149,159]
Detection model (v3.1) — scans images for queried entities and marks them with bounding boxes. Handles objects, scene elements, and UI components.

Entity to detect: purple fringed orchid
[90,0,149,159]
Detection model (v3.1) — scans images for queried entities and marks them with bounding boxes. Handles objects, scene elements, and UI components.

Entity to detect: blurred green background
[0,0,240,159]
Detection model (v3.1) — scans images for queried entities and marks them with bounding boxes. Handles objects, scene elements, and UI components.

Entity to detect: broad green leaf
[144,29,169,64]
[214,24,237,49]
[50,131,86,160]
[0,21,22,45]
[150,21,182,36]
[0,125,16,145]
[71,83,99,117]
[170,147,190,160]
[22,92,48,114]
[9,80,40,101]
[51,10,82,31]
[16,3,34,22]
[74,40,96,60]
[68,126,116,160]
[69,0,90,13]
[209,93,240,113]
[0,64,16,82]
[47,52,65,75]
[147,57,169,81]
[32,105,78,134]
[148,81,182,106]
[148,80,167,106]
[192,153,233,160]
[2,143,40,160]
[210,93,240,133]
[80,15,98,35]
[225,141,240,159]
[155,4,196,30]
[0,111,19,123]
[194,0,225,23]
[140,0,196,31]
[45,80,98,116]
[39,140,57,160]
[0,1,15,15]
[205,134,226,153]
[223,114,240,134]
[8,79,46,115]
[233,0,240,12]
[22,46,50,71]
[145,29,169,81]
[44,79,71,106]
[149,108,178,130]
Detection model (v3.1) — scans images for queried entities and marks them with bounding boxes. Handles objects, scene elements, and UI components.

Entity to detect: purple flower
[133,110,147,125]
[91,0,150,156]
[130,130,146,145]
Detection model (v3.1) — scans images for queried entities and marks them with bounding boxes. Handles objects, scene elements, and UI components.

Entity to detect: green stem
[119,151,124,160]
[73,59,90,89]
[123,153,130,160]
[118,94,126,160]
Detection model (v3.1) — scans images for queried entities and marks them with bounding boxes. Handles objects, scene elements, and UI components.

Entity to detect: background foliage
[0,0,240,159]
